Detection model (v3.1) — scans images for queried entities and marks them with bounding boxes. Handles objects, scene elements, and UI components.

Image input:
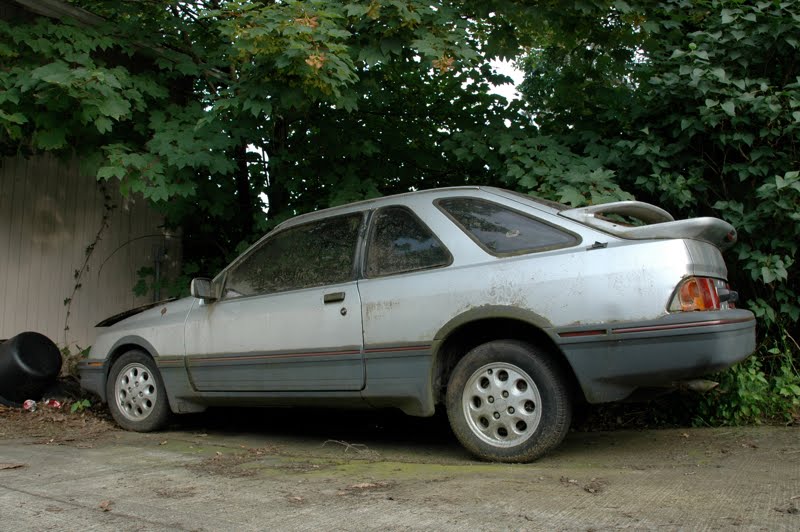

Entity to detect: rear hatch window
[436,197,580,256]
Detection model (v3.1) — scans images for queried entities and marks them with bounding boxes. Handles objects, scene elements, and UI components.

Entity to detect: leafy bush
[697,343,800,425]
[512,0,800,423]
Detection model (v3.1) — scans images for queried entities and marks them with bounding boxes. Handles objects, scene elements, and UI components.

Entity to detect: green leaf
[97,96,130,120]
[30,61,72,85]
[613,1,632,13]
[96,166,124,180]
[380,38,402,56]
[558,186,585,206]
[0,111,27,124]
[95,116,113,133]
[35,128,67,149]
[345,3,369,17]
[721,101,736,116]
[242,99,272,118]
[336,92,358,112]
[721,9,735,24]
[357,46,384,66]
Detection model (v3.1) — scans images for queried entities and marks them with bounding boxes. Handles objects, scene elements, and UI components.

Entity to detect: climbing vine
[62,181,117,346]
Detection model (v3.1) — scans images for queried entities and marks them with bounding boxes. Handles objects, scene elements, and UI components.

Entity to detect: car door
[183,212,366,392]
[356,205,454,413]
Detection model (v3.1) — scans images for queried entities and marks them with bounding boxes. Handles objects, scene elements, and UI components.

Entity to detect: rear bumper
[554,310,756,403]
[78,360,107,402]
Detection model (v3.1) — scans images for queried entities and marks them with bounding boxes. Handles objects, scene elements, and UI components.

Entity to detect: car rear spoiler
[560,201,738,251]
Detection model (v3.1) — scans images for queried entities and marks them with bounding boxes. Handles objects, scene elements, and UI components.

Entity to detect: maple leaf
[305,53,327,70]
[294,15,319,29]
[432,54,454,73]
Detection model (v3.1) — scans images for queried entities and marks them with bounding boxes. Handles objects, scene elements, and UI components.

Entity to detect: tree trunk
[234,143,255,239]
[267,115,290,218]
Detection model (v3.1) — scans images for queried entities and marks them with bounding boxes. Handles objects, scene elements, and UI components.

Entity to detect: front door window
[225,213,363,298]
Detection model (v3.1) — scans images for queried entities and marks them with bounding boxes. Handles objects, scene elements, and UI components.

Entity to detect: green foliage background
[0,0,797,423]
[511,0,800,424]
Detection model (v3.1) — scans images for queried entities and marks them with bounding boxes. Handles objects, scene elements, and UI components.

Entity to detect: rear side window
[437,197,579,255]
[366,206,451,277]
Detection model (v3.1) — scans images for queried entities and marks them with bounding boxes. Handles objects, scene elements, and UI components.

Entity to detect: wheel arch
[99,336,161,402]
[431,306,584,405]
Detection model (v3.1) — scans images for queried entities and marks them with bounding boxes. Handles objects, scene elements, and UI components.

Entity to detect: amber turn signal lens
[673,277,721,312]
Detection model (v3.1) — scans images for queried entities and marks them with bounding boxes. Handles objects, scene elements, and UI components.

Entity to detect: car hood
[95,297,192,328]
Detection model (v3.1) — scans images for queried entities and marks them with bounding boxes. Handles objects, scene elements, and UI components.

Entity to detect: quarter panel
[684,240,728,279]
[359,238,691,350]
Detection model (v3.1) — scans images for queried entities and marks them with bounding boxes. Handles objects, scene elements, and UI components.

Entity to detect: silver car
[79,186,755,462]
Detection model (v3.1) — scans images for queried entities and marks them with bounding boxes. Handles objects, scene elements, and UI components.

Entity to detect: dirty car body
[79,186,755,462]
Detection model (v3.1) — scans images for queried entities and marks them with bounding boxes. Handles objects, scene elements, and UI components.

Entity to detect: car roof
[214,186,568,284]
[273,186,562,231]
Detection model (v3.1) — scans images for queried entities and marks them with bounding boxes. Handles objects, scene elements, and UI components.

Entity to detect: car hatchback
[80,186,755,462]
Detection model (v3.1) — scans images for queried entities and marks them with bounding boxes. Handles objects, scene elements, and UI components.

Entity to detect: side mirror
[190,278,216,301]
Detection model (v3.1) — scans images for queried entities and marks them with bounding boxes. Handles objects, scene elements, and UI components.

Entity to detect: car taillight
[669,277,721,312]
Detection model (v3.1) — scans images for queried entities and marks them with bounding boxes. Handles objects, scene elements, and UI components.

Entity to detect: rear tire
[106,351,170,432]
[446,340,571,463]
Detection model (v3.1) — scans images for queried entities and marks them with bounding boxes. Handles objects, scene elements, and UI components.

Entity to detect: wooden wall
[0,154,181,348]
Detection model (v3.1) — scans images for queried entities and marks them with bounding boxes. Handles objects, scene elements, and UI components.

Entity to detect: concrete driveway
[1,408,798,531]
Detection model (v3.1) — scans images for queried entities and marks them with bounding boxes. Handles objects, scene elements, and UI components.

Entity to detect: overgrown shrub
[511,0,800,423]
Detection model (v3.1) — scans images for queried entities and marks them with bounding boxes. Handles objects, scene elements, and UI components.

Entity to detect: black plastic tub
[0,332,62,405]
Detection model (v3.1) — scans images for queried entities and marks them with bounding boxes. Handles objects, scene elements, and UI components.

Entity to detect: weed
[695,342,800,425]
[60,345,91,379]
[70,399,91,413]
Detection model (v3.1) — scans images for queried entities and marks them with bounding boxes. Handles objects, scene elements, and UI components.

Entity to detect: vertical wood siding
[0,155,181,348]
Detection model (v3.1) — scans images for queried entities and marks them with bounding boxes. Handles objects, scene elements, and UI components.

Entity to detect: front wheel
[106,351,170,432]
[446,340,571,463]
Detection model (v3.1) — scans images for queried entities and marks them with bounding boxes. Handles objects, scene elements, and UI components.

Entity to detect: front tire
[106,351,170,432]
[446,340,571,463]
